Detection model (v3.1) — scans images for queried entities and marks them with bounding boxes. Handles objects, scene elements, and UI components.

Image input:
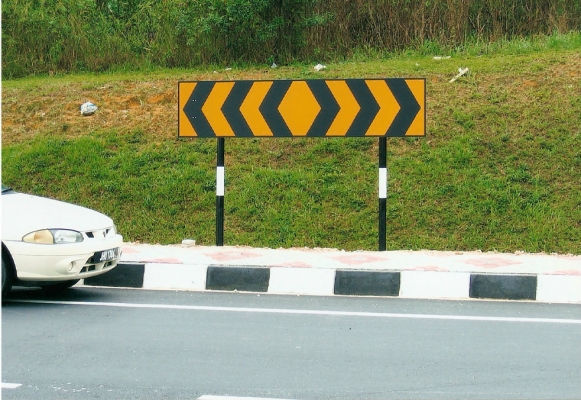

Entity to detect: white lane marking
[7,299,581,324]
[199,396,295,400]
[2,383,22,389]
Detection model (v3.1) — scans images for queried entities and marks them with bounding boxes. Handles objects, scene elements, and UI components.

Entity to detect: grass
[2,33,580,254]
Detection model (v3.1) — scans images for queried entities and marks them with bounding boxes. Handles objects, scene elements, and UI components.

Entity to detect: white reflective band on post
[216,166,225,196]
[379,168,387,199]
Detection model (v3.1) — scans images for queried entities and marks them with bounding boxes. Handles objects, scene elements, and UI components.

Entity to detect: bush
[2,0,580,78]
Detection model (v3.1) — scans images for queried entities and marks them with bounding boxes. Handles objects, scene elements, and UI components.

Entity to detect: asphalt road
[2,287,581,400]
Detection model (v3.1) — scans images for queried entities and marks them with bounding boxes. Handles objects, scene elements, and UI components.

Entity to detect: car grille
[80,259,117,274]
[85,227,115,239]
[78,227,119,274]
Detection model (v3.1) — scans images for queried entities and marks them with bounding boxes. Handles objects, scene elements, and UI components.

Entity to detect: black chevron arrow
[182,81,215,137]
[305,80,339,137]
[386,79,421,137]
[222,81,254,137]
[260,81,293,137]
[344,80,380,136]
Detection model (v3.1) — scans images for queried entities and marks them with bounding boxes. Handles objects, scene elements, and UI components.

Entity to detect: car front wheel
[2,258,13,296]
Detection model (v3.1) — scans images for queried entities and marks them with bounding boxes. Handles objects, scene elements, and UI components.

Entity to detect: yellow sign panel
[179,79,426,138]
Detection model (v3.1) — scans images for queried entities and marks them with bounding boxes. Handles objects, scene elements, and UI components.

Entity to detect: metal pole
[378,137,387,251]
[216,138,225,246]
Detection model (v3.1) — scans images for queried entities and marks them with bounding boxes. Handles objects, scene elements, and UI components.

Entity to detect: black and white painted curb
[83,263,581,303]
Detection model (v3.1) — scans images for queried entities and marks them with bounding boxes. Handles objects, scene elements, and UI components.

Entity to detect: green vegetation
[2,32,580,254]
[1,0,580,253]
[2,0,581,78]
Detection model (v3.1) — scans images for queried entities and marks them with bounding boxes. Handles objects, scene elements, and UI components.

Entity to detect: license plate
[94,248,118,263]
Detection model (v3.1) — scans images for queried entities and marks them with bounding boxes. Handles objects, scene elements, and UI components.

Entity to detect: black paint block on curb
[470,274,537,300]
[334,270,401,296]
[206,266,270,292]
[84,263,145,288]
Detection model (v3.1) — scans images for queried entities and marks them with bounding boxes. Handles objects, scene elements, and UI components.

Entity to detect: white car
[1,185,123,295]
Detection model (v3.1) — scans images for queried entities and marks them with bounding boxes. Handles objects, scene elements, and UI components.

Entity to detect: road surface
[2,287,580,399]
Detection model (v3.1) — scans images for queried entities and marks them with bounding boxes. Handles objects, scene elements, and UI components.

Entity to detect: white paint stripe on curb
[143,264,208,290]
[400,271,471,299]
[269,268,335,295]
[536,275,581,303]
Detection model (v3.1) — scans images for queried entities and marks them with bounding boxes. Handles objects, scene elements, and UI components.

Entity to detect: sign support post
[216,138,225,246]
[378,137,387,251]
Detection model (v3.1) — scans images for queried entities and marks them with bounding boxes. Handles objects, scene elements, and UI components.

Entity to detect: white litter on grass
[271,62,278,68]
[80,102,98,116]
[449,67,469,83]
[181,239,196,247]
[314,63,326,71]
[433,56,451,60]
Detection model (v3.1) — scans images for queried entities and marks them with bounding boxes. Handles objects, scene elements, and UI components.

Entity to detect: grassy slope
[2,42,580,253]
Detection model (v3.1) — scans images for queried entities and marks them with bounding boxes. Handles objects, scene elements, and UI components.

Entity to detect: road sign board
[178,79,425,138]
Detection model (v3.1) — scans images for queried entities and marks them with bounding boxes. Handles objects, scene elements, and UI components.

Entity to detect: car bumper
[4,234,123,282]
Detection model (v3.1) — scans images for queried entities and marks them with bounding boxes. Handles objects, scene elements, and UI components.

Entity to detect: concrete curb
[83,263,581,303]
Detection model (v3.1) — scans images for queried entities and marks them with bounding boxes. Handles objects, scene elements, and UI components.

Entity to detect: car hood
[1,192,114,240]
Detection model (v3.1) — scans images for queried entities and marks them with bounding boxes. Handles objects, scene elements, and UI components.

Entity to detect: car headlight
[23,229,84,244]
[106,225,117,237]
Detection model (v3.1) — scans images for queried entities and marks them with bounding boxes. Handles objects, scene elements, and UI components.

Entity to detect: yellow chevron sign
[179,79,425,138]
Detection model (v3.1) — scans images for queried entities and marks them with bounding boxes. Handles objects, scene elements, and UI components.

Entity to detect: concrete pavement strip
[82,243,581,304]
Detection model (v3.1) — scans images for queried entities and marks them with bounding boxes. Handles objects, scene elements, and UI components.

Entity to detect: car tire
[42,279,81,291]
[2,257,13,296]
